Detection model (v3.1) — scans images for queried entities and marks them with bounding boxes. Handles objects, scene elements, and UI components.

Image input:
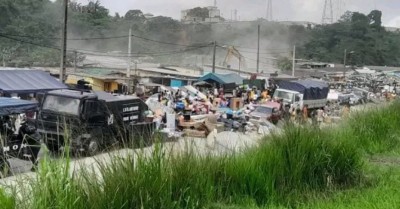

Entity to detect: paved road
[0,131,265,189]
[7,158,33,175]
[5,102,386,180]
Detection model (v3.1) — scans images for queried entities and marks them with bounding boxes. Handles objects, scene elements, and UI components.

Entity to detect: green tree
[368,10,383,31]
[276,57,292,71]
[125,10,145,21]
[298,10,400,67]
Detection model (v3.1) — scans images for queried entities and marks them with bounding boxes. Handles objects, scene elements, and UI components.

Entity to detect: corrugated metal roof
[0,69,67,93]
[0,97,38,116]
[138,67,201,78]
[199,73,244,85]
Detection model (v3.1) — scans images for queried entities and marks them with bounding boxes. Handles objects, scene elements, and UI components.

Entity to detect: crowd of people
[144,83,355,131]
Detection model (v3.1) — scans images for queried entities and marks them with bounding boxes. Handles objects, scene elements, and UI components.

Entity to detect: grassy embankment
[1,102,400,209]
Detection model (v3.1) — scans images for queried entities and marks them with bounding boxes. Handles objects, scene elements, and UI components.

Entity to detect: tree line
[298,10,400,67]
[0,0,399,68]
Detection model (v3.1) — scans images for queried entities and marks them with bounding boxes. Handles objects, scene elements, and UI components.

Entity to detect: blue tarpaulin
[0,97,38,116]
[171,79,183,87]
[198,73,243,85]
[278,79,329,100]
[0,70,67,94]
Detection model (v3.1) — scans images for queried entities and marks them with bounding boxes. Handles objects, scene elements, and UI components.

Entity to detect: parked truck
[273,79,329,110]
[37,89,156,156]
[0,97,41,177]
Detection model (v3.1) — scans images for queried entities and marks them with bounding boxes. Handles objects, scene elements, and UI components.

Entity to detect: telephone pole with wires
[127,28,132,93]
[212,41,217,73]
[59,0,68,83]
[73,50,77,72]
[292,45,296,77]
[257,24,260,73]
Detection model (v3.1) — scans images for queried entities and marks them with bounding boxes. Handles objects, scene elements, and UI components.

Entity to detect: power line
[0,31,292,55]
[79,45,212,58]
[1,32,286,59]
[216,45,289,55]
[0,31,206,47]
[236,49,290,55]
[0,33,211,57]
[77,44,211,56]
[243,55,275,66]
[237,46,291,52]
[0,34,60,50]
[218,43,291,52]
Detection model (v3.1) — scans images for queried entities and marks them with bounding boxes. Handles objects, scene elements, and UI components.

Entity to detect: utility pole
[212,41,217,73]
[59,0,68,83]
[257,24,260,73]
[127,28,132,93]
[343,49,347,78]
[292,45,296,77]
[239,56,241,76]
[134,60,138,88]
[2,53,5,67]
[134,61,138,76]
[73,50,77,72]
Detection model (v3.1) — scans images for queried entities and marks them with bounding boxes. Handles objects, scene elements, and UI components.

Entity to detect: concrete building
[278,21,318,29]
[65,68,126,92]
[181,6,223,24]
[385,27,400,33]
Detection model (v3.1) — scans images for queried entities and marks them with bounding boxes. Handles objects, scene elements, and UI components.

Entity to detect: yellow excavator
[222,46,247,71]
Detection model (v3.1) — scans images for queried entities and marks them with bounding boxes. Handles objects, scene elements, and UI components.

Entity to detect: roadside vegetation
[2,1,400,68]
[1,102,400,209]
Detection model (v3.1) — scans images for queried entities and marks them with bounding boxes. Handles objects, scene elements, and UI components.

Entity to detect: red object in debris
[250,74,258,80]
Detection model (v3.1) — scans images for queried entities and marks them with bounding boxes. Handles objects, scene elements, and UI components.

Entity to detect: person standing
[302,105,309,124]
[290,104,297,123]
[250,89,255,102]
[246,90,251,104]
[283,104,290,122]
[316,108,324,125]
[342,103,351,118]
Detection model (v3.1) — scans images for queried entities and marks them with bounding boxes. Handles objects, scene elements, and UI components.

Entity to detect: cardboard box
[230,97,243,110]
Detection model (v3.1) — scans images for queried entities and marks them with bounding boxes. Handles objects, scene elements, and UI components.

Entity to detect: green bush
[348,102,400,154]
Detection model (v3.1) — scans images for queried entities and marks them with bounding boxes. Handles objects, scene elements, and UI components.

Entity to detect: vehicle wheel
[86,139,99,156]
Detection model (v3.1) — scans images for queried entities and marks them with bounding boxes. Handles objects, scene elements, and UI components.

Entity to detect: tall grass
[0,188,15,209]
[5,102,400,208]
[347,102,400,154]
[7,124,361,209]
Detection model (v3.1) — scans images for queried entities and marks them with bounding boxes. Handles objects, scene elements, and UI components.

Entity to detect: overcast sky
[76,0,400,27]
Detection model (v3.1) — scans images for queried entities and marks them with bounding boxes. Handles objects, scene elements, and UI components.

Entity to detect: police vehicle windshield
[42,95,80,115]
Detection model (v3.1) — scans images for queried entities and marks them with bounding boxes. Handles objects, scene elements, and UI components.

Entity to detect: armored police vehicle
[37,89,155,156]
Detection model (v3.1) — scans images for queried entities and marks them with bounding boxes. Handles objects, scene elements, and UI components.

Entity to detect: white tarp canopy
[180,85,207,101]
[355,67,376,74]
